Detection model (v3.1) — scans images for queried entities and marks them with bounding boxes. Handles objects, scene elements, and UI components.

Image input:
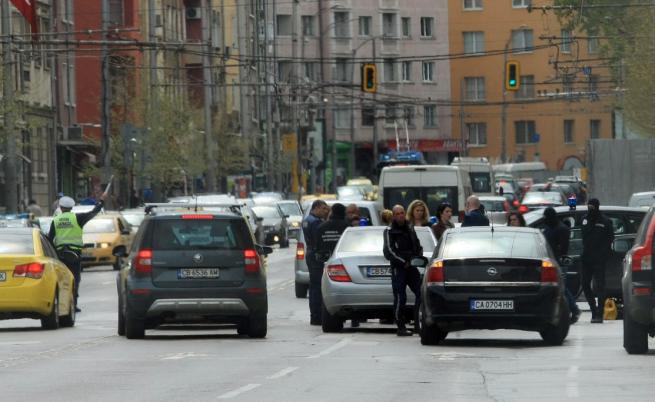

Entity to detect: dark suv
[115,210,272,339]
[622,207,655,354]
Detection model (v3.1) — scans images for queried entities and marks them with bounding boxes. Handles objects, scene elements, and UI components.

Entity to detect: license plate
[470,299,514,311]
[366,267,391,277]
[177,268,220,279]
[0,272,5,281]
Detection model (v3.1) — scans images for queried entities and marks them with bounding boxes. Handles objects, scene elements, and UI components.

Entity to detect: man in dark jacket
[581,198,614,323]
[302,200,329,325]
[542,207,581,324]
[383,205,423,336]
[461,195,489,227]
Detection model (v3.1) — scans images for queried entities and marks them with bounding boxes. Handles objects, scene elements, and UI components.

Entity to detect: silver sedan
[321,226,436,332]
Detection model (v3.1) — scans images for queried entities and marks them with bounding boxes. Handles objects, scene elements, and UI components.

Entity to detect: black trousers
[307,258,324,323]
[58,250,81,304]
[581,258,606,314]
[391,266,421,329]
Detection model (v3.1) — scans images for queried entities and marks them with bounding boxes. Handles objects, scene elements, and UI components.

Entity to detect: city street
[1,243,654,402]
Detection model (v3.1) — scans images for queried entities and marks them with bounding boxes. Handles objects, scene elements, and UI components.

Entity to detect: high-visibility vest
[53,212,83,251]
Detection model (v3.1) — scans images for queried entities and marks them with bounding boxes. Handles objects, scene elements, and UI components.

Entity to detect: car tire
[41,289,60,330]
[540,298,570,346]
[247,313,267,338]
[321,302,343,333]
[125,307,145,339]
[117,296,126,336]
[419,305,443,346]
[59,295,76,328]
[294,282,308,298]
[623,307,649,354]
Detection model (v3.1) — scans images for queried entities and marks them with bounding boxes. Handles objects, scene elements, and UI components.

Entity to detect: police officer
[302,199,329,325]
[383,205,423,336]
[48,194,105,312]
[581,198,614,323]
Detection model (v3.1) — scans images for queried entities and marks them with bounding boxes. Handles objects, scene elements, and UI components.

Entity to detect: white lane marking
[566,365,579,398]
[306,338,352,359]
[430,352,476,361]
[217,384,261,399]
[161,352,210,360]
[0,341,41,346]
[101,281,113,285]
[267,366,299,380]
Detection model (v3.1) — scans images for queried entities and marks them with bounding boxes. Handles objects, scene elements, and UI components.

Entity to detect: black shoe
[396,328,413,337]
[570,310,581,324]
[310,319,321,326]
[591,315,603,323]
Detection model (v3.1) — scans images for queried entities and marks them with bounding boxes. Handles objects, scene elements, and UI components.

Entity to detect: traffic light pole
[501,40,509,163]
[371,38,378,166]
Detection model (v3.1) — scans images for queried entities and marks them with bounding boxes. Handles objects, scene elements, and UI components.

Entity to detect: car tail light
[326,264,351,282]
[512,199,520,208]
[458,211,465,222]
[296,242,305,260]
[426,260,444,285]
[181,214,213,220]
[244,249,260,273]
[631,246,652,272]
[13,262,45,279]
[540,259,558,283]
[633,287,652,296]
[133,249,153,275]
[518,205,529,214]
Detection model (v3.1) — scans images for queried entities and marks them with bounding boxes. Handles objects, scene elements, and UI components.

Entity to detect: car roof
[448,226,540,234]
[148,210,242,219]
[478,196,506,201]
[0,227,37,235]
[343,225,432,232]
[631,191,655,197]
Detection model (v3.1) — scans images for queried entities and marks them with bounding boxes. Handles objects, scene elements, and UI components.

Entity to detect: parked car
[419,226,570,345]
[251,205,290,248]
[0,227,76,329]
[628,191,655,208]
[478,196,510,225]
[320,226,437,332]
[622,206,655,354]
[276,200,303,238]
[525,206,647,300]
[115,210,272,339]
[81,214,135,270]
[518,191,567,213]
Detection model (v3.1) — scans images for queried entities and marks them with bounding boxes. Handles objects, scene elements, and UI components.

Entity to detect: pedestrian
[47,193,106,312]
[51,192,64,214]
[346,203,360,226]
[542,207,581,324]
[302,199,329,325]
[26,199,43,218]
[580,198,614,323]
[406,200,431,227]
[380,209,393,226]
[507,212,526,227]
[461,195,490,227]
[432,203,454,241]
[383,205,423,336]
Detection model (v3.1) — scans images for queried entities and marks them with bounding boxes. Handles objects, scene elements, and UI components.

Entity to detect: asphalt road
[1,243,655,402]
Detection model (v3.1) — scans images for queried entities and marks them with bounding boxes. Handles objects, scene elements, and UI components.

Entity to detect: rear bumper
[322,280,416,316]
[294,261,309,284]
[0,279,54,317]
[146,298,249,316]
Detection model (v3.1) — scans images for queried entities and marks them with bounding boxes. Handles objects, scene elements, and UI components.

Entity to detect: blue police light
[429,216,437,225]
[568,195,577,210]
[359,217,370,226]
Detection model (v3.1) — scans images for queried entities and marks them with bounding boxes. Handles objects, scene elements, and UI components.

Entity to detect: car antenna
[194,194,199,213]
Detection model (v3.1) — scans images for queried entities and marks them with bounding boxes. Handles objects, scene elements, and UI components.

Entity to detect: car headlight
[291,221,300,228]
[100,242,111,249]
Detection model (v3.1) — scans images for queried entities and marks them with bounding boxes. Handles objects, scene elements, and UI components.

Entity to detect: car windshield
[337,229,435,253]
[252,206,281,219]
[122,214,145,227]
[0,233,35,254]
[152,219,249,250]
[338,186,366,200]
[523,192,562,204]
[277,202,301,216]
[470,172,492,193]
[84,219,116,234]
[443,231,543,259]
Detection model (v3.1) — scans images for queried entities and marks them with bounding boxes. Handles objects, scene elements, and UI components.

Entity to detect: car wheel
[321,302,343,333]
[125,307,145,339]
[41,289,60,330]
[623,306,649,354]
[419,304,443,346]
[117,296,126,336]
[247,313,267,338]
[540,297,570,346]
[294,282,308,298]
[59,295,76,328]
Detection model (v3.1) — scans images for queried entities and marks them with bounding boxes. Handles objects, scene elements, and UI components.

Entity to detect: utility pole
[292,0,301,196]
[1,0,18,212]
[101,0,112,190]
[202,0,217,192]
[372,37,378,166]
[147,0,157,199]
[263,1,274,190]
[501,39,509,163]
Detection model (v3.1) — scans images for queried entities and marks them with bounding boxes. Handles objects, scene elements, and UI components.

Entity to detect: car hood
[261,218,282,227]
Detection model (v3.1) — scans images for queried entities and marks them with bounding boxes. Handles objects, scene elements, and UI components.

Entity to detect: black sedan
[420,227,570,346]
[251,205,290,248]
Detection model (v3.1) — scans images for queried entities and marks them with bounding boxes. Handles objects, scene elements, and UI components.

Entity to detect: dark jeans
[562,270,580,315]
[391,266,421,330]
[58,250,81,304]
[307,258,324,323]
[581,258,606,315]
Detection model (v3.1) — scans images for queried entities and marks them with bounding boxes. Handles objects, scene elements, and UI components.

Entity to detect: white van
[628,191,655,208]
[451,157,494,196]
[378,165,472,221]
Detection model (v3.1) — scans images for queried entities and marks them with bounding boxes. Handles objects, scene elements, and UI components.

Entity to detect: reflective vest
[53,212,83,251]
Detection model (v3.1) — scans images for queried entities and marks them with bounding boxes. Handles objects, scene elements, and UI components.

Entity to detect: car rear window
[443,231,544,259]
[480,199,505,212]
[0,233,35,254]
[338,229,435,253]
[252,206,281,219]
[84,219,116,234]
[152,218,250,250]
[522,192,562,204]
[278,202,301,216]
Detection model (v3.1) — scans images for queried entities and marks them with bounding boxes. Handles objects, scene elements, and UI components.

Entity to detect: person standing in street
[47,193,106,312]
[26,199,43,218]
[432,203,454,241]
[406,200,431,227]
[381,209,393,226]
[580,198,614,323]
[383,205,423,336]
[346,203,360,227]
[51,192,64,215]
[542,207,581,324]
[507,212,526,227]
[302,200,329,325]
[461,195,490,227]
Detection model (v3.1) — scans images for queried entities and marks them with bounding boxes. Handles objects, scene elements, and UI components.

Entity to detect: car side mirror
[113,248,128,258]
[256,245,273,256]
[410,256,428,268]
[121,229,131,235]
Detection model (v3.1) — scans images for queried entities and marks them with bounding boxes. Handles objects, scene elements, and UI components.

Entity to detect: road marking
[161,352,210,361]
[0,341,41,346]
[566,365,579,398]
[217,383,261,399]
[267,366,299,380]
[307,338,351,359]
[430,352,476,361]
[101,281,113,285]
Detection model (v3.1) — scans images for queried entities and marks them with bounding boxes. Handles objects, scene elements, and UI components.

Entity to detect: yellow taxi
[0,227,76,329]
[81,214,134,270]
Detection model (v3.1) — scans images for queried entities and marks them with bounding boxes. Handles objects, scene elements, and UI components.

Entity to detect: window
[562,74,574,94]
[511,29,534,52]
[384,59,396,82]
[62,61,76,105]
[515,120,537,144]
[108,0,124,25]
[361,106,375,127]
[463,31,484,54]
[335,58,349,81]
[335,108,351,129]
[588,36,599,54]
[512,0,532,7]
[382,13,397,37]
[464,0,483,9]
[301,15,315,36]
[304,62,317,81]
[401,17,411,38]
[359,16,371,36]
[424,105,437,127]
[466,123,487,146]
[385,104,398,125]
[561,29,572,53]
[515,75,534,99]
[589,74,599,92]
[277,61,292,82]
[464,77,485,100]
[403,106,415,126]
[420,17,434,38]
[211,11,221,47]
[62,0,73,23]
[334,12,350,37]
[401,61,412,81]
[422,62,434,82]
[276,14,292,36]
[590,119,601,139]
[564,120,575,143]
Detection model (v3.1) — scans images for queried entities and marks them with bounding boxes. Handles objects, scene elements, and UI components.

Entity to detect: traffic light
[361,63,377,93]
[505,60,520,91]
